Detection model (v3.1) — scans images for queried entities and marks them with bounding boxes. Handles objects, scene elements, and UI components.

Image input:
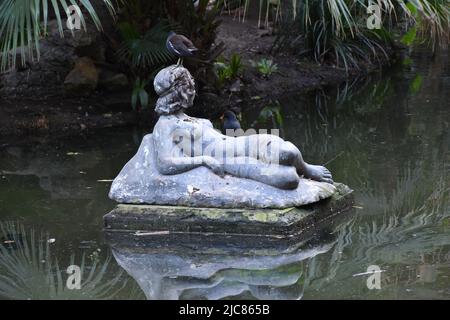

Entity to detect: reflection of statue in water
[153,65,333,190]
[107,232,336,300]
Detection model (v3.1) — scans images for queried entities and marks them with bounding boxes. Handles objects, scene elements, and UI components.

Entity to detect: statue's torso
[154,114,224,154]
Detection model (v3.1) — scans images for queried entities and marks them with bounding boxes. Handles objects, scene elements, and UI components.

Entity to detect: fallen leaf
[135,231,170,236]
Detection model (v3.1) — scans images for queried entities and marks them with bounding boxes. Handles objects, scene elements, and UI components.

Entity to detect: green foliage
[255,58,278,77]
[116,21,173,70]
[409,74,423,95]
[273,0,393,71]
[0,0,116,71]
[267,0,449,70]
[252,101,284,129]
[402,56,413,66]
[214,53,244,84]
[228,53,244,77]
[214,62,230,85]
[401,27,418,46]
[131,78,149,110]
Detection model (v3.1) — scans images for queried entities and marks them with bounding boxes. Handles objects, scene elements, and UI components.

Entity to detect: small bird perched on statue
[166,31,198,66]
[220,110,241,134]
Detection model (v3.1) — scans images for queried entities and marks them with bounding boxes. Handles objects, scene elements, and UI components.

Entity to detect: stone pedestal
[104,183,353,238]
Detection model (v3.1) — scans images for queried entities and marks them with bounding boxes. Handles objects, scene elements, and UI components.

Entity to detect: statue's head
[154,65,196,115]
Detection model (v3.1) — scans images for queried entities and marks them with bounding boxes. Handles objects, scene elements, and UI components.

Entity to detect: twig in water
[323,151,344,166]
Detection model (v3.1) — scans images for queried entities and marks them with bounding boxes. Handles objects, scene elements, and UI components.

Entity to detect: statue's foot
[302,164,333,184]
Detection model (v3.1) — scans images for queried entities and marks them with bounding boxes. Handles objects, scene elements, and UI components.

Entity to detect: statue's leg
[228,135,332,185]
[222,157,300,190]
[280,142,334,184]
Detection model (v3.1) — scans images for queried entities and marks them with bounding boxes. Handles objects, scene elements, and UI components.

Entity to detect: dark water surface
[0,49,448,299]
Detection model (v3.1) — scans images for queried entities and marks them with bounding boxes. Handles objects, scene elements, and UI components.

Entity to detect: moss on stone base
[104,183,353,238]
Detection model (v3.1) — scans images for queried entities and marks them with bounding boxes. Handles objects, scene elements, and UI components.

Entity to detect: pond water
[0,49,448,300]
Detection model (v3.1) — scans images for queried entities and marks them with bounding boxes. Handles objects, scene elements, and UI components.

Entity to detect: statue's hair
[154,65,196,115]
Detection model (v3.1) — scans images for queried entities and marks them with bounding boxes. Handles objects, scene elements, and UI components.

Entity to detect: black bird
[166,31,198,66]
[220,110,241,133]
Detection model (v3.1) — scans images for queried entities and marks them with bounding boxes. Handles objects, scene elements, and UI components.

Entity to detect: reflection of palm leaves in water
[303,216,357,290]
[304,166,450,293]
[0,222,136,300]
[301,75,394,155]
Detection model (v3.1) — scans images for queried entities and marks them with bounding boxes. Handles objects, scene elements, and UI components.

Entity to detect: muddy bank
[0,16,397,142]
[0,95,135,139]
[217,17,353,99]
[214,17,397,110]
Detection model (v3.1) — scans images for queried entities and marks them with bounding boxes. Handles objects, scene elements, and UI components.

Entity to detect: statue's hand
[203,156,225,177]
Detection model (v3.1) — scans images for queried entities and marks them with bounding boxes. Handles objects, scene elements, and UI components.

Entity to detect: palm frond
[268,0,449,69]
[116,21,173,70]
[0,0,115,71]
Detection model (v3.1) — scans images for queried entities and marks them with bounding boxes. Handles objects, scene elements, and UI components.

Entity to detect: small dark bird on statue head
[166,31,198,66]
[220,110,241,134]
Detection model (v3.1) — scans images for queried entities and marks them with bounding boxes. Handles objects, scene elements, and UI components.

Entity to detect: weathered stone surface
[105,182,353,237]
[109,134,341,209]
[64,57,99,94]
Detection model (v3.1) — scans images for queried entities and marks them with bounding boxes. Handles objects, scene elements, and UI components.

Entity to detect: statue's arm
[155,153,210,175]
[153,123,223,176]
[156,151,224,176]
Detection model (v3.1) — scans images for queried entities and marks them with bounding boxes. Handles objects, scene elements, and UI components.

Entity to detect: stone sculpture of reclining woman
[152,65,333,190]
